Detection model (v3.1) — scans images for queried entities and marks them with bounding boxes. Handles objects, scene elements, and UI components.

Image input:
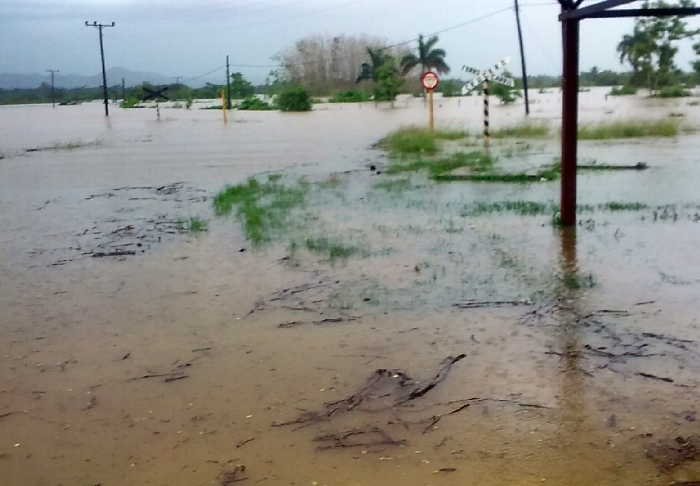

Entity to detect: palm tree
[356,47,387,83]
[400,35,450,75]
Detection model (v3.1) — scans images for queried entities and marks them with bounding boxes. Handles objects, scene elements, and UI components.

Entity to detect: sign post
[421,71,440,131]
[462,59,514,150]
[142,85,169,121]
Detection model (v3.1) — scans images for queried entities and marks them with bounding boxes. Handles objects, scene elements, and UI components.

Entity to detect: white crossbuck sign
[461,57,514,94]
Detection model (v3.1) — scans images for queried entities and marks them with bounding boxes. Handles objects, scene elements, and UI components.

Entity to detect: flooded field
[2,89,700,485]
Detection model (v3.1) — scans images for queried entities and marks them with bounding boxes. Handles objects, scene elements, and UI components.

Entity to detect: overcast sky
[1,0,699,83]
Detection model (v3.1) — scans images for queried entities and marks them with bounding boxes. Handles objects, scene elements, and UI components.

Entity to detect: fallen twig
[236,437,256,449]
[637,372,674,383]
[454,300,531,309]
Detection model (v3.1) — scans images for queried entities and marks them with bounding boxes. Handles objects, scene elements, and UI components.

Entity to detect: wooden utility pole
[556,0,700,226]
[225,55,232,110]
[121,77,126,101]
[560,7,580,226]
[514,0,530,116]
[85,20,115,116]
[46,69,59,108]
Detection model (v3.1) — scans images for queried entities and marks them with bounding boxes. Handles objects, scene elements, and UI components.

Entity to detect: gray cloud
[1,0,699,84]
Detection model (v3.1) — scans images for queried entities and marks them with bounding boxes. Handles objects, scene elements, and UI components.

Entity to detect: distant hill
[0,67,177,89]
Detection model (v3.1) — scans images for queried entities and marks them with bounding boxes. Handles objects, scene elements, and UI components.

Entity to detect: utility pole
[514,0,530,116]
[46,69,59,108]
[225,55,232,110]
[121,77,126,101]
[85,20,116,116]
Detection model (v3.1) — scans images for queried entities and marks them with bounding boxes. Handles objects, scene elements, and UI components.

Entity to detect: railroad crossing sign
[461,58,514,94]
[460,58,514,150]
[142,85,169,102]
[421,71,440,91]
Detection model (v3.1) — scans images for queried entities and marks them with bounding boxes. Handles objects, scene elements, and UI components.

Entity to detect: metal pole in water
[483,80,491,150]
[46,69,59,108]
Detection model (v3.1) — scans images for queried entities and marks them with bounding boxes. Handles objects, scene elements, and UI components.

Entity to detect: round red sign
[421,71,440,91]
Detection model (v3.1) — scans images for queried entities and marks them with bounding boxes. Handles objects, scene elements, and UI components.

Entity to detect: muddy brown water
[2,90,700,485]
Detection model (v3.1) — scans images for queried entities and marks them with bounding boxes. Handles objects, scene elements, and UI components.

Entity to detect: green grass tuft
[578,120,679,140]
[187,217,208,232]
[213,178,306,245]
[378,127,468,157]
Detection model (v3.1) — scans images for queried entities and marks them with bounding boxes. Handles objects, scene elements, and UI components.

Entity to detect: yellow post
[220,90,228,123]
[428,90,434,131]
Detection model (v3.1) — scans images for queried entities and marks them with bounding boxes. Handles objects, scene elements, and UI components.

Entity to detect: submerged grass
[387,151,495,177]
[379,127,468,157]
[373,178,413,192]
[460,200,651,217]
[435,161,560,183]
[491,123,550,139]
[578,120,679,140]
[302,237,361,261]
[213,177,306,245]
[186,217,208,232]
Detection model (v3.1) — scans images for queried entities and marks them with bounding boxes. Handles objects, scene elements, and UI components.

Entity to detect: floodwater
[2,90,700,485]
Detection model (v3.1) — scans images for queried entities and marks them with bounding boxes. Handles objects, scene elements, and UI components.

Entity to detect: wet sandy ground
[2,90,700,485]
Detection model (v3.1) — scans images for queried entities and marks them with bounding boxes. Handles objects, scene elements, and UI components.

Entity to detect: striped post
[483,80,490,150]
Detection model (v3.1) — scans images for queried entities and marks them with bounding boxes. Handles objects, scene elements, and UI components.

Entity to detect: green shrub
[238,97,274,110]
[655,85,691,98]
[120,96,142,108]
[276,85,312,112]
[490,83,521,104]
[329,90,371,103]
[609,85,637,96]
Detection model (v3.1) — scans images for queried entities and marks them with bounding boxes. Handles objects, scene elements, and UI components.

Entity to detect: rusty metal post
[560,14,580,226]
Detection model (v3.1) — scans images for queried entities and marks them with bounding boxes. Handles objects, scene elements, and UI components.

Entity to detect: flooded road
[2,90,700,485]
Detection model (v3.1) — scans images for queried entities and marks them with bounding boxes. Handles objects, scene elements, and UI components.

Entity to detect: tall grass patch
[578,120,679,140]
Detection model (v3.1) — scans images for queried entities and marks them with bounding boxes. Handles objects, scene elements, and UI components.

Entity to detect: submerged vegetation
[578,120,679,139]
[491,123,550,139]
[378,127,468,157]
[214,177,306,245]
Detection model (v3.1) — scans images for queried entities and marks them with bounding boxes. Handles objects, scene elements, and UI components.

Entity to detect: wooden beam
[560,0,635,20]
[583,7,700,18]
[560,17,580,226]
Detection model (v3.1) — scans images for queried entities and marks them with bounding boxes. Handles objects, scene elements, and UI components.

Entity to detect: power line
[380,6,514,52]
[184,65,226,82]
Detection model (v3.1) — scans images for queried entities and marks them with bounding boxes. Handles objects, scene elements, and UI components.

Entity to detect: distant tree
[373,57,403,102]
[400,35,450,75]
[617,0,699,90]
[230,72,255,99]
[356,47,387,83]
[438,79,464,97]
[275,34,389,95]
[694,41,700,78]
